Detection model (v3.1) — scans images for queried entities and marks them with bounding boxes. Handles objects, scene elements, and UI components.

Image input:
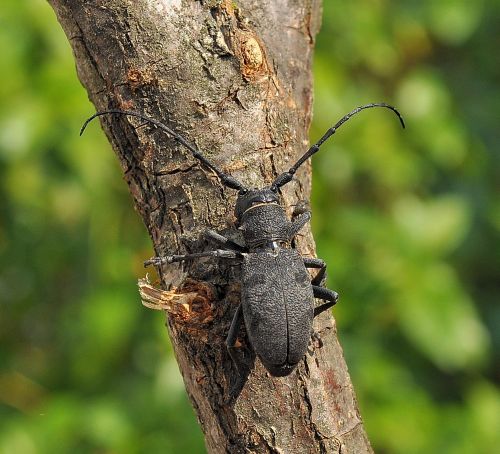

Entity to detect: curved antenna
[271,103,405,190]
[80,109,247,192]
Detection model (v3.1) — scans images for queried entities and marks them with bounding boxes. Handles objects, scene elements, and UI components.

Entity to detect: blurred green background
[1,0,499,453]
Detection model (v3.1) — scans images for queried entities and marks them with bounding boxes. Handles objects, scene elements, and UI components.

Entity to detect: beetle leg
[312,286,339,317]
[225,304,252,399]
[287,211,311,239]
[226,304,244,367]
[226,305,252,372]
[291,200,311,217]
[144,249,241,267]
[305,258,339,315]
[303,257,327,286]
[205,229,246,252]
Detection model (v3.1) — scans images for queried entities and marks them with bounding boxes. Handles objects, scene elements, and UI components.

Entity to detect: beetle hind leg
[225,304,252,400]
[312,285,339,317]
[226,305,244,368]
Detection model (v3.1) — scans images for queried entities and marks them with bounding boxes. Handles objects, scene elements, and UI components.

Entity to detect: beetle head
[235,187,279,222]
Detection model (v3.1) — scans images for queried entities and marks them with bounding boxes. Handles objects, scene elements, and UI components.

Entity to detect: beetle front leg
[205,229,246,252]
[291,200,311,217]
[144,249,241,267]
[287,211,311,239]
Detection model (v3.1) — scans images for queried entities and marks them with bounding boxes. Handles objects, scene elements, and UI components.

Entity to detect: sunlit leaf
[395,263,489,370]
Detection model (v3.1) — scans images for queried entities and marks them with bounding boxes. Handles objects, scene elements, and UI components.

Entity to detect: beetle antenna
[80,109,247,192]
[271,103,405,190]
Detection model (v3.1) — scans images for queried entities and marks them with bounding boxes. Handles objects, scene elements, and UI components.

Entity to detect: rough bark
[48,1,373,452]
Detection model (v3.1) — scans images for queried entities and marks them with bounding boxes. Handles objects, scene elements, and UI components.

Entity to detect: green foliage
[313,1,500,452]
[1,0,498,453]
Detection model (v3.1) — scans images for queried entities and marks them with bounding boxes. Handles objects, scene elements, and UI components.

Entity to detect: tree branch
[48,0,373,452]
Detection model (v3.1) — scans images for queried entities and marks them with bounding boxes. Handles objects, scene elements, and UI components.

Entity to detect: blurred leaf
[395,263,489,370]
[83,399,132,448]
[426,0,484,45]
[465,382,500,450]
[0,426,37,454]
[397,69,451,119]
[393,195,470,255]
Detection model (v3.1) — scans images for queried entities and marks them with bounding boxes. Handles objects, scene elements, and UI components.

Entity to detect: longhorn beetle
[81,103,405,381]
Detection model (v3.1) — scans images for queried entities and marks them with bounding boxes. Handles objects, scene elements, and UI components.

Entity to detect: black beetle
[81,103,404,381]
